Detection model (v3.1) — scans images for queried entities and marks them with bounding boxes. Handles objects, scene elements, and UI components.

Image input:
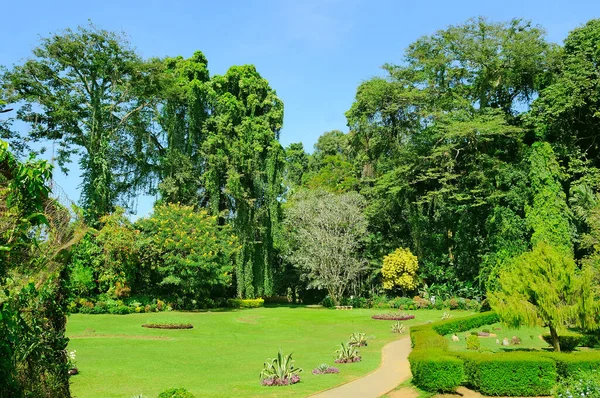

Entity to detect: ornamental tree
[489,242,597,351]
[382,247,419,294]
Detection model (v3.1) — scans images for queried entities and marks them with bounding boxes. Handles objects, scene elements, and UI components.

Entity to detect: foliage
[461,352,556,396]
[391,322,406,334]
[382,248,419,293]
[489,242,598,351]
[542,334,583,352]
[553,369,600,398]
[334,342,361,363]
[348,332,369,347]
[466,335,480,350]
[136,204,237,309]
[157,388,195,398]
[226,298,264,308]
[141,323,193,330]
[2,24,161,224]
[547,352,600,379]
[259,350,302,386]
[409,351,464,392]
[285,189,368,306]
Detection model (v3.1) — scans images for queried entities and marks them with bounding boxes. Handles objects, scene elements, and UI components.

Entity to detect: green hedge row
[408,311,600,396]
[460,352,556,396]
[226,298,264,308]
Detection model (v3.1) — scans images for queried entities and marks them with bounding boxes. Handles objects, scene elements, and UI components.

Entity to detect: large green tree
[2,24,161,224]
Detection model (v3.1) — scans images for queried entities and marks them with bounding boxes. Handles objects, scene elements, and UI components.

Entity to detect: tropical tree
[285,189,368,305]
[2,23,162,224]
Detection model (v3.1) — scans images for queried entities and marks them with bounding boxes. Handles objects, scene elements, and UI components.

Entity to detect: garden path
[309,336,412,398]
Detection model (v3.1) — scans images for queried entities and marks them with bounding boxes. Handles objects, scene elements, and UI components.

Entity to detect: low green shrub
[158,388,195,398]
[226,298,264,308]
[541,333,582,352]
[432,312,499,336]
[460,352,556,396]
[545,351,600,378]
[410,326,448,351]
[409,350,464,392]
[466,335,480,350]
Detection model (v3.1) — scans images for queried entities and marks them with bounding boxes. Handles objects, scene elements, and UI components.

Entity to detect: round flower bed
[142,323,193,329]
[261,375,300,386]
[371,313,415,321]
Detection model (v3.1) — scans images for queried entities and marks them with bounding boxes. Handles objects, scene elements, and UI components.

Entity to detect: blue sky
[3,0,600,217]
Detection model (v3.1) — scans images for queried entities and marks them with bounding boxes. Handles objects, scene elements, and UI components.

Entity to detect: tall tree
[204,65,285,298]
[2,24,161,224]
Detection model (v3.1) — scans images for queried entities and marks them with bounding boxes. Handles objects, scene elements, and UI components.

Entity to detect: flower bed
[142,323,193,329]
[261,375,300,386]
[312,366,339,375]
[371,313,415,321]
[335,356,361,363]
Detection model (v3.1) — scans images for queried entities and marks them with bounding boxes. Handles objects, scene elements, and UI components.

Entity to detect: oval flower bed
[142,323,193,329]
[371,313,415,321]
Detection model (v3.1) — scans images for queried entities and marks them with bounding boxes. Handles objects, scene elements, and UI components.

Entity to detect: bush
[312,364,339,375]
[335,342,361,363]
[553,369,600,398]
[542,333,582,352]
[382,247,419,292]
[460,352,556,396]
[545,351,600,378]
[409,350,464,392]
[432,312,499,336]
[466,335,480,350]
[260,350,302,386]
[226,298,264,308]
[158,388,195,398]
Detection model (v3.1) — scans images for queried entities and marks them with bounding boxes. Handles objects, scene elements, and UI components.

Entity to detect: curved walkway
[309,337,412,398]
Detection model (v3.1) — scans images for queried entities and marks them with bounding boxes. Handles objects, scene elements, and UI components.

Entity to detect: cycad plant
[260,349,303,386]
[348,332,369,347]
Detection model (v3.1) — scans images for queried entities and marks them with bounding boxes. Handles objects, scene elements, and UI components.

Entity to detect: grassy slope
[67,307,472,398]
[445,322,550,352]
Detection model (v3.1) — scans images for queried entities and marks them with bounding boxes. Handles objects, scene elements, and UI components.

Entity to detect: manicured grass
[67,307,473,398]
[446,322,550,352]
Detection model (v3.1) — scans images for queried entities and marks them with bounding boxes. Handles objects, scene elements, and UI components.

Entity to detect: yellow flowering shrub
[382,248,419,292]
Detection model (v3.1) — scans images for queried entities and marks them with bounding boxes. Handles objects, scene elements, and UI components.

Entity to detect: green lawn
[67,307,473,398]
[446,322,551,352]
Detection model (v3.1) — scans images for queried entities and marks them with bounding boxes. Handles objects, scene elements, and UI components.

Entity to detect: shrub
[409,350,464,392]
[312,364,339,375]
[335,342,361,363]
[441,311,452,320]
[108,305,132,315]
[466,335,480,350]
[460,352,556,396]
[141,323,193,330]
[158,388,195,398]
[382,248,419,292]
[553,369,600,398]
[260,350,302,386]
[545,351,600,378]
[410,327,448,351]
[371,312,415,321]
[227,298,265,308]
[542,333,582,352]
[348,332,368,347]
[432,312,499,336]
[263,296,290,304]
[391,321,406,334]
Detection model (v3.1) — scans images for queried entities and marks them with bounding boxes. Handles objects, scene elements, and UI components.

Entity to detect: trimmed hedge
[158,388,195,398]
[409,350,464,392]
[460,352,556,396]
[432,312,499,336]
[544,351,600,378]
[226,298,264,308]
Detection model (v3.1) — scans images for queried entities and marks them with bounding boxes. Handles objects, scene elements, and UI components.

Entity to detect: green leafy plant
[466,335,480,350]
[348,332,369,347]
[391,321,406,334]
[441,311,452,320]
[158,388,195,398]
[259,350,302,386]
[553,369,600,398]
[335,342,361,363]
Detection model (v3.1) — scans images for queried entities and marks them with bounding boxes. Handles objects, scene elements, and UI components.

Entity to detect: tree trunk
[549,323,561,352]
